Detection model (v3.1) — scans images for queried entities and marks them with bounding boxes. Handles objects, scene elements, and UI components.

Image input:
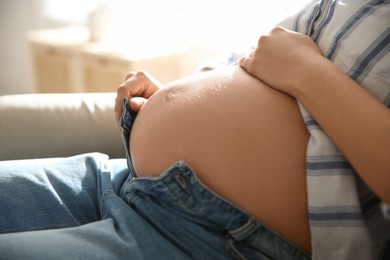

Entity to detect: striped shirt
[278,0,390,259]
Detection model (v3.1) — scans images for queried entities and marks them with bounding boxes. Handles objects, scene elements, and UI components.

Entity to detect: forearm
[293,57,390,203]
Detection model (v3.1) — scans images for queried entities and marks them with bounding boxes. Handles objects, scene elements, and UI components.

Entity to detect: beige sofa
[0,53,243,161]
[0,93,124,161]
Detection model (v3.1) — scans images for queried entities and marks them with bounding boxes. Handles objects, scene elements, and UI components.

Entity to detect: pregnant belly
[130,66,311,252]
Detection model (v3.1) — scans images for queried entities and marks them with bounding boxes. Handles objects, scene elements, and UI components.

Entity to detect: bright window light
[43,0,311,51]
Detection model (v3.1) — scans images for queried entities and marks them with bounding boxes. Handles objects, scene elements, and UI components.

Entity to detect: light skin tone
[116,67,312,253]
[239,26,390,204]
[114,26,389,254]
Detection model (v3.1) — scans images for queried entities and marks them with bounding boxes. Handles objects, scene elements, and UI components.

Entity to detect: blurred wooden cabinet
[28,27,185,93]
[30,43,72,93]
[80,46,183,92]
[82,53,127,93]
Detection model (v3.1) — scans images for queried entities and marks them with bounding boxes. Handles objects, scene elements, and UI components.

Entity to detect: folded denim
[118,98,310,259]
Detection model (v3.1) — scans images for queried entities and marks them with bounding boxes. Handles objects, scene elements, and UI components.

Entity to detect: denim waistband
[119,98,138,176]
[123,161,259,237]
[119,98,310,259]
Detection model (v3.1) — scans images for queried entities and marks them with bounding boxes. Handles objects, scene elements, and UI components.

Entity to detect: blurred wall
[0,0,309,96]
[0,0,76,95]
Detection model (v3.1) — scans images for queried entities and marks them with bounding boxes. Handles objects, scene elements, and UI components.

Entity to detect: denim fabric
[118,98,310,259]
[0,153,116,233]
[0,155,189,259]
[0,98,310,259]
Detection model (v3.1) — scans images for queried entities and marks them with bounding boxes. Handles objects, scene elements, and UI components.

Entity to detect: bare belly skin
[130,66,311,253]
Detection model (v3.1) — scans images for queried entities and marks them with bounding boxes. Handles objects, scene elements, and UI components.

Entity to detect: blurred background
[0,0,310,95]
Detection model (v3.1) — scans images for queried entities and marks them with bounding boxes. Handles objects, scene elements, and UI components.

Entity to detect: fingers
[270,26,288,34]
[115,71,139,123]
[114,85,129,123]
[129,97,148,112]
[239,52,255,74]
[240,27,289,75]
[124,71,136,81]
[121,70,162,99]
[114,71,163,124]
[239,55,250,70]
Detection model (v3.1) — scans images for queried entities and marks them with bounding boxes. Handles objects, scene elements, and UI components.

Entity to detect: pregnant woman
[118,66,311,254]
[0,0,389,259]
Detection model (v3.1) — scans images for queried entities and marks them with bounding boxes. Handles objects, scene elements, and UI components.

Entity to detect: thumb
[239,55,251,72]
[130,97,148,112]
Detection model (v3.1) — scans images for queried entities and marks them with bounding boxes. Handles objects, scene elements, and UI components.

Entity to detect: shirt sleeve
[276,0,321,33]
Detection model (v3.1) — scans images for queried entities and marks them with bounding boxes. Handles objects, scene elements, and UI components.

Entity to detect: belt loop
[228,217,260,241]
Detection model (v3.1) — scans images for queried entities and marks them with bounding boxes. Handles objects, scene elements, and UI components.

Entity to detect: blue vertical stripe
[293,0,321,34]
[293,8,306,32]
[305,117,319,127]
[311,0,337,43]
[304,1,322,36]
[348,28,390,82]
[326,0,385,61]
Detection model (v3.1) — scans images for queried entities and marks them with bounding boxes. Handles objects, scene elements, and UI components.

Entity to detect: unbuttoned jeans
[0,99,310,260]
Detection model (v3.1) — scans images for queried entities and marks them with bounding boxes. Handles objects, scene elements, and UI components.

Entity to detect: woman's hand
[241,27,390,203]
[115,70,163,124]
[240,26,324,96]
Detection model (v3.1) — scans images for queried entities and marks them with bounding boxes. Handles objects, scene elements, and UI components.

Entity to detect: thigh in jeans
[0,153,114,233]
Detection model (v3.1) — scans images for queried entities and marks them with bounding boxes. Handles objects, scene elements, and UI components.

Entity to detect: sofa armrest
[0,93,124,160]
